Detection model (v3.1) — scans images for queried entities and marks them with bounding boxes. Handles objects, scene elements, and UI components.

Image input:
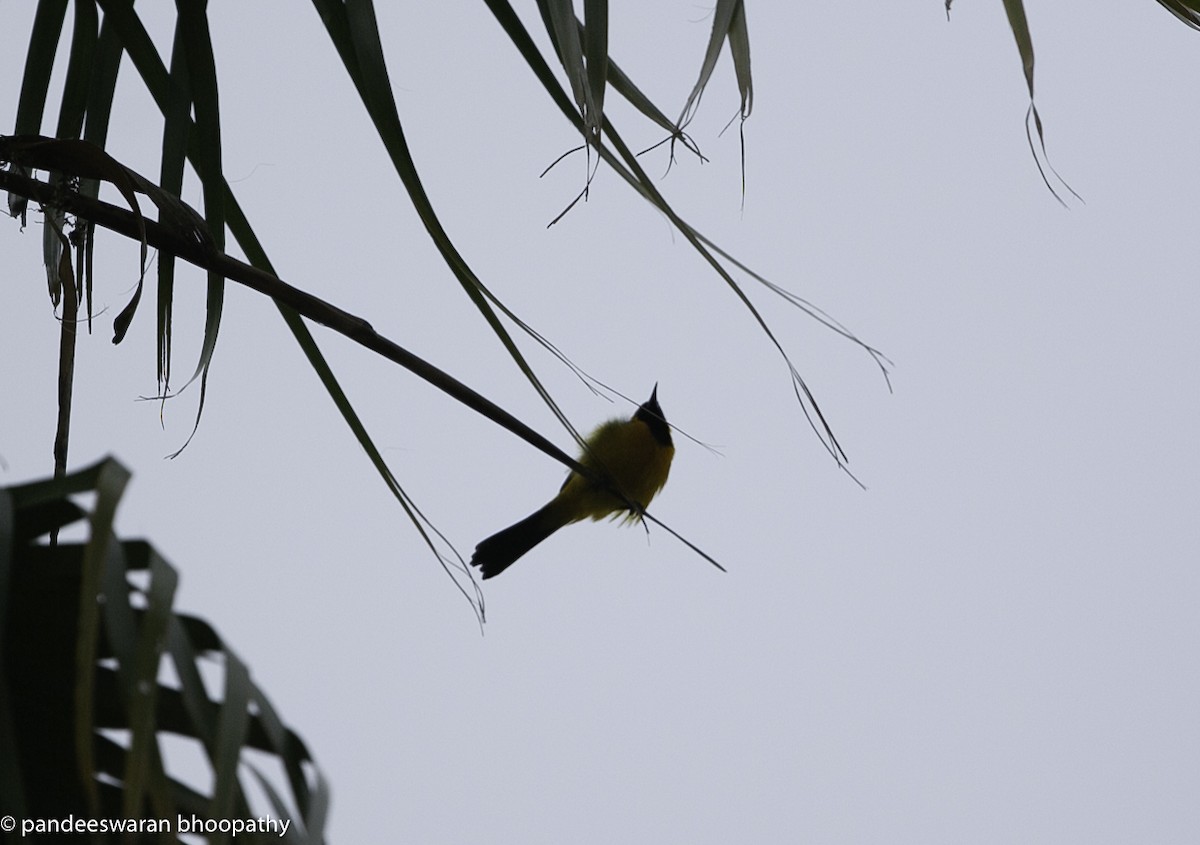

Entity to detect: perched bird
[471,386,675,579]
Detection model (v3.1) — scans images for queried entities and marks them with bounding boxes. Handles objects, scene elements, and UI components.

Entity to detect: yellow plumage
[555,414,674,523]
[471,387,674,579]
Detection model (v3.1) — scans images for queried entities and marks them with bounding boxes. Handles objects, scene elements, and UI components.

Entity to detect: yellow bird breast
[555,416,674,524]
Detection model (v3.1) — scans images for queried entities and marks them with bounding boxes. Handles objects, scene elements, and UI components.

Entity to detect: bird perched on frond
[471,386,674,579]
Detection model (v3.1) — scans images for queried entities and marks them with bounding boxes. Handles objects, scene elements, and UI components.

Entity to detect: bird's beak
[650,383,658,404]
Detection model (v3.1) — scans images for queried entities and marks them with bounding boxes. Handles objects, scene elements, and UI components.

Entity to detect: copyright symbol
[1,815,15,832]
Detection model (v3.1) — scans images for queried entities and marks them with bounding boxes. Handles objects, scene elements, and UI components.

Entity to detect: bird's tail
[471,499,570,579]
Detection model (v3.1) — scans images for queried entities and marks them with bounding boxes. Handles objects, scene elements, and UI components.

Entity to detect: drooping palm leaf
[1000,0,1080,206]
[311,0,586,454]
[675,0,752,131]
[539,0,606,146]
[483,0,874,472]
[1155,0,1200,28]
[5,2,884,596]
[6,2,488,614]
[945,0,1081,204]
[0,458,327,841]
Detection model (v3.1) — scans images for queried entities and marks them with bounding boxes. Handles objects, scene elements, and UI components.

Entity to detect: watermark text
[2,813,291,838]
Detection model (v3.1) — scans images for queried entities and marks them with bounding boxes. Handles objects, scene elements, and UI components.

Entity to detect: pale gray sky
[3,3,1198,843]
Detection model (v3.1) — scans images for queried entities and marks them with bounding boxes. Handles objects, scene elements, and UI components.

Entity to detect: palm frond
[0,458,327,841]
[1155,0,1200,29]
[6,3,487,614]
[483,1,869,471]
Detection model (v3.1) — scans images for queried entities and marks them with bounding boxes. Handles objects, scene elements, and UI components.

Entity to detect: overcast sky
[3,3,1199,843]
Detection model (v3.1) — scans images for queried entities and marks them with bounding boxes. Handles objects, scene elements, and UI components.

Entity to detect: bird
[471,386,675,579]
